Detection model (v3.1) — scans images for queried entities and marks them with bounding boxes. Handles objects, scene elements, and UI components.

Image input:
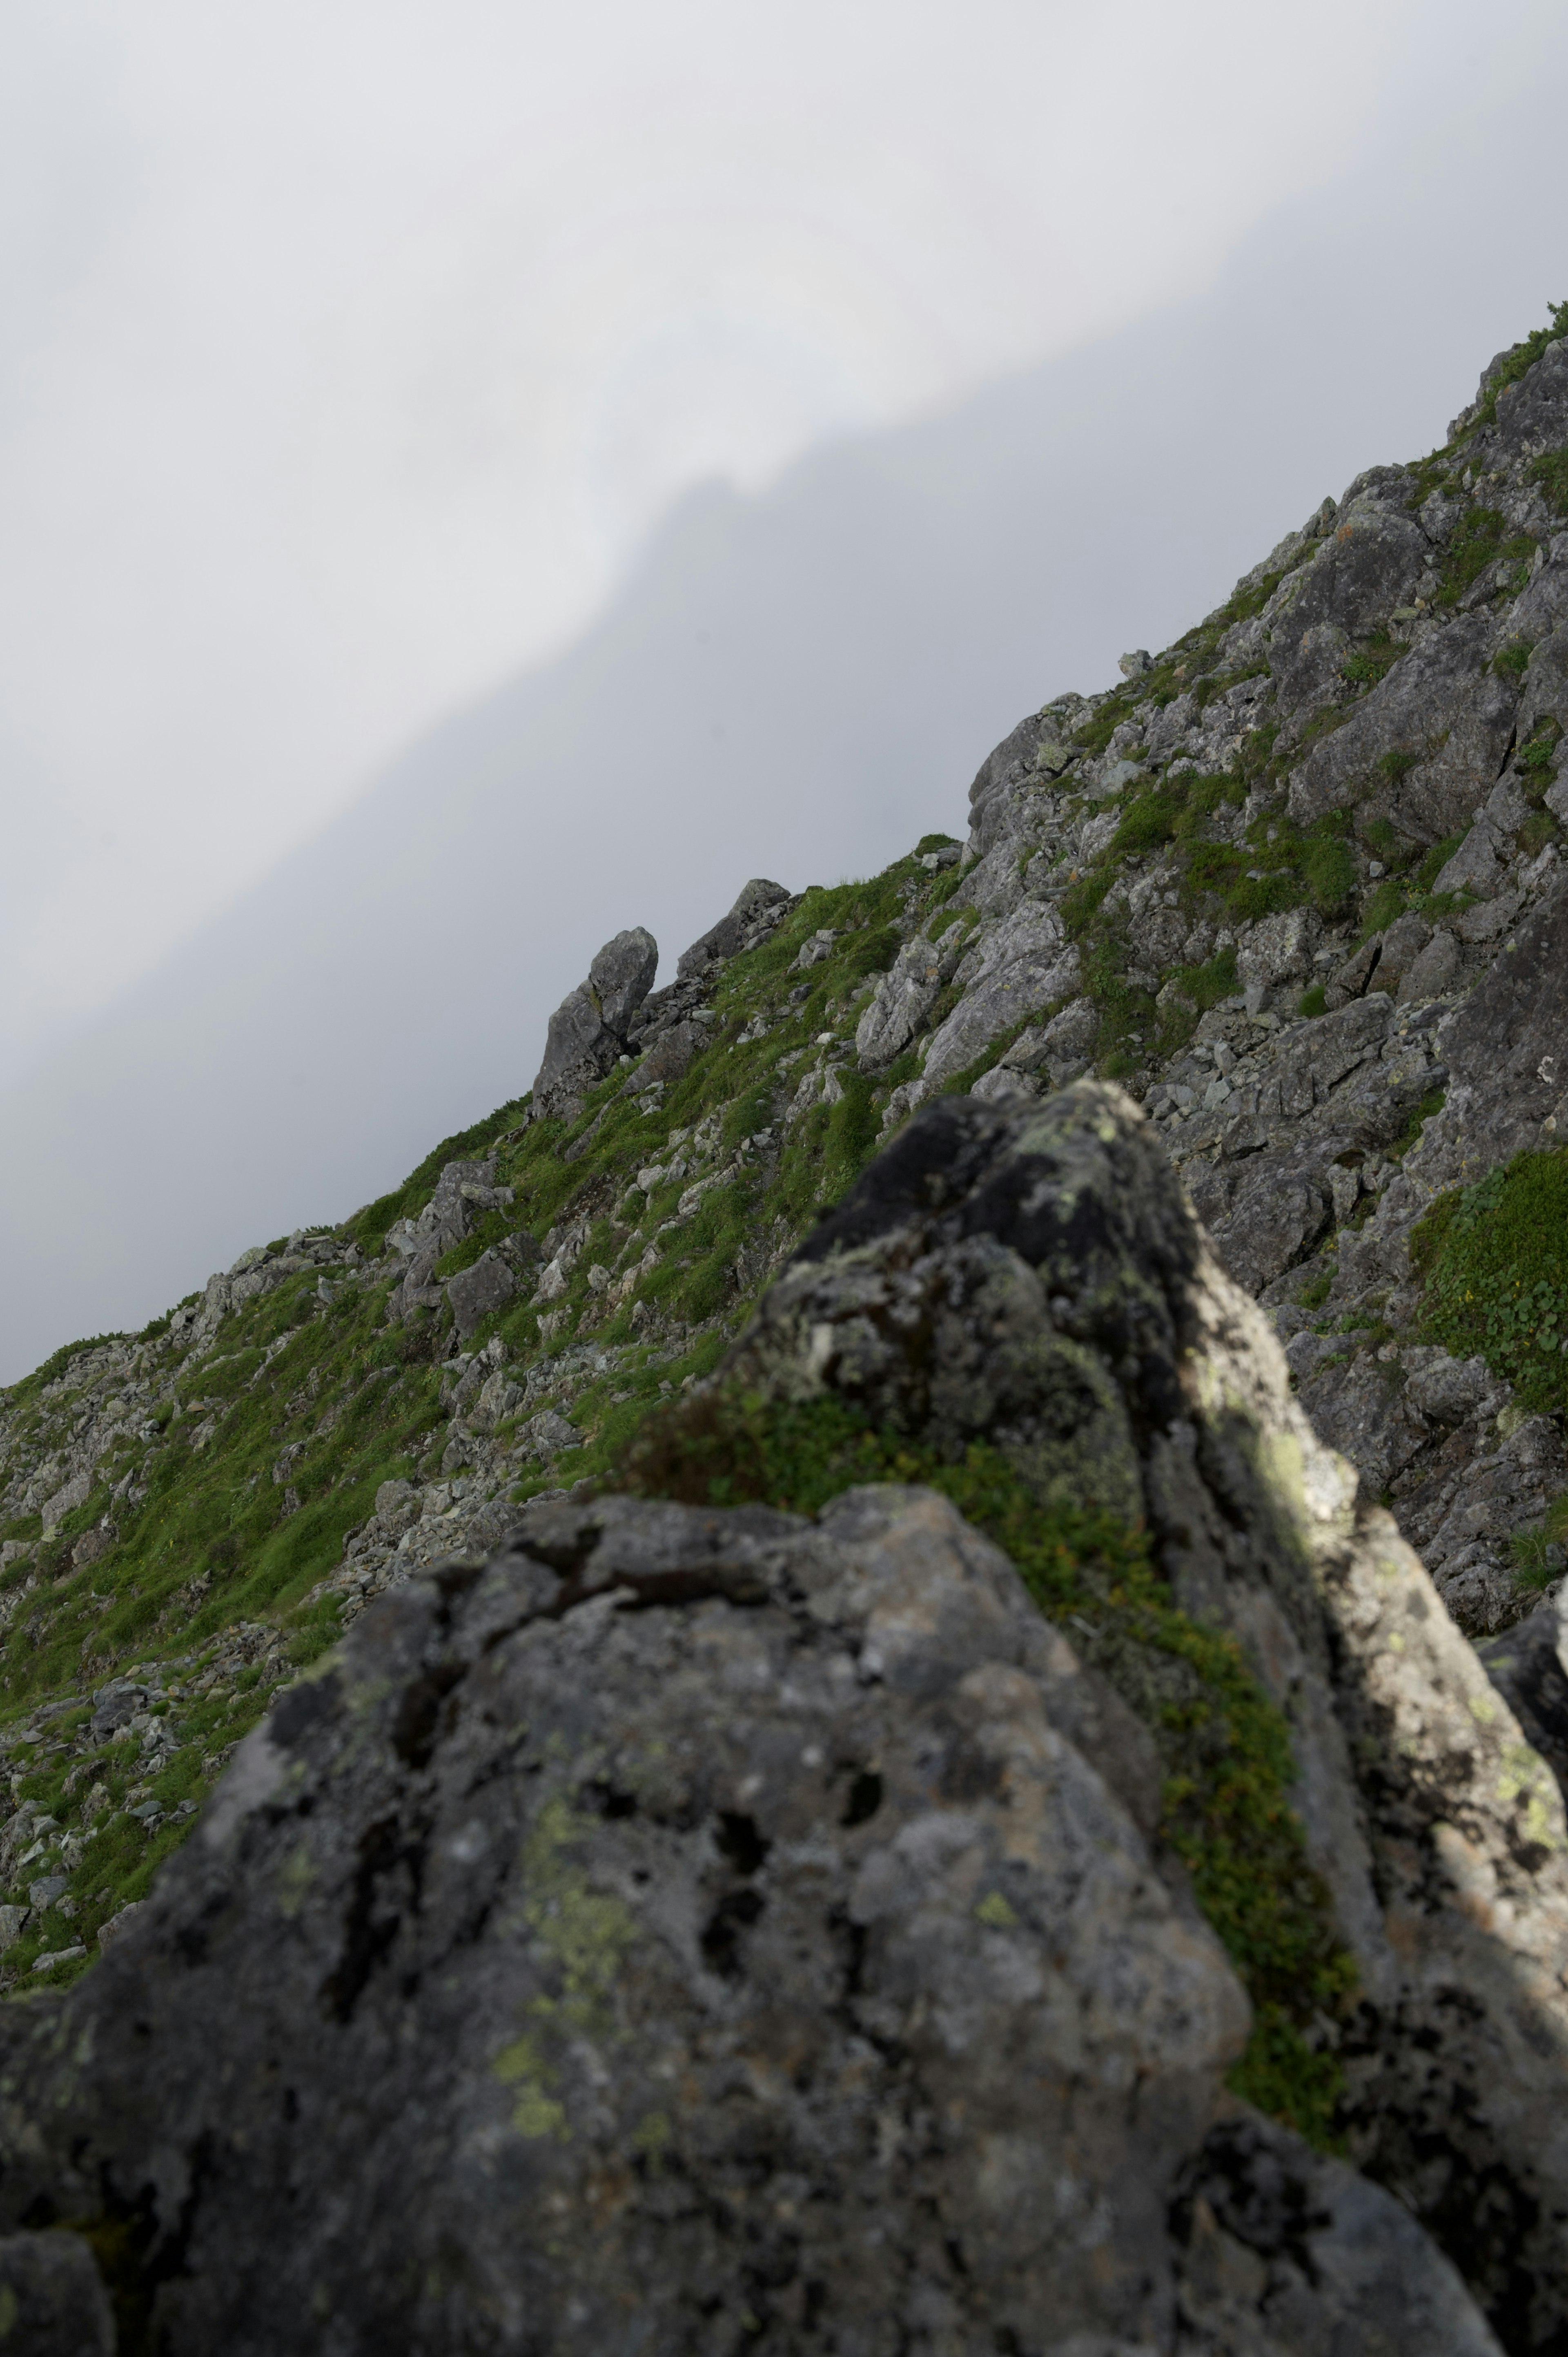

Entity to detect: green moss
[1388,1086,1446,1162]
[1434,506,1538,607]
[1340,634,1397,689]
[1297,984,1327,1019]
[1360,879,1406,937]
[1173,946,1239,1013]
[1528,446,1568,516]
[1412,1148,1568,1410]
[621,1390,1354,2149]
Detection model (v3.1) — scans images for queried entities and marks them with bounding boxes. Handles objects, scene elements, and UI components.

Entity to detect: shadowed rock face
[0,1083,1537,2355]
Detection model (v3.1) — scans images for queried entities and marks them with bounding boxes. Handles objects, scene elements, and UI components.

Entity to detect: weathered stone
[855,923,967,1069]
[1288,613,1518,843]
[1399,925,1460,999]
[519,1407,580,1457]
[39,1470,90,1533]
[1477,1598,1568,1804]
[0,2230,114,2356]
[917,906,1079,1095]
[722,1085,1568,2343]
[94,1895,144,1951]
[1297,1353,1430,1495]
[1400,1346,1503,1425]
[1372,908,1431,989]
[0,1485,1262,2355]
[1193,1157,1331,1294]
[1236,905,1321,995]
[532,926,659,1119]
[625,1015,702,1090]
[445,1248,517,1342]
[1171,2113,1503,2357]
[1265,493,1429,705]
[675,876,791,980]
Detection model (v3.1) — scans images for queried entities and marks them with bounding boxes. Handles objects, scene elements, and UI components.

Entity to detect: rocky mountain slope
[2,314,1568,2349]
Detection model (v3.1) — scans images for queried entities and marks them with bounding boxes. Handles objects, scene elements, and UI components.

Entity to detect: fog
[3,4,1568,1378]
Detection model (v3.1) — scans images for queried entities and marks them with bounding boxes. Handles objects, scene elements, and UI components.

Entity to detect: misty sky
[4,0,1568,1379]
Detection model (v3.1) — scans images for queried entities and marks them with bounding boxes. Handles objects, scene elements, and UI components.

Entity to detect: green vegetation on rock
[623,1388,1354,2149]
[1412,1148,1568,1412]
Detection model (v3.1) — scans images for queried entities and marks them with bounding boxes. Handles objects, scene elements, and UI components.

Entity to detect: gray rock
[1400,1346,1500,1425]
[445,1248,517,1342]
[1298,1352,1430,1495]
[1118,647,1153,678]
[721,1084,1568,2339]
[0,1907,29,1954]
[855,924,968,1069]
[674,876,791,981]
[1477,1598,1568,1805]
[39,1470,90,1533]
[519,1408,580,1458]
[1287,613,1518,845]
[1371,908,1431,989]
[0,2230,114,2356]
[0,1485,1258,2355]
[624,1015,702,1091]
[1399,925,1459,999]
[531,926,659,1119]
[965,706,1057,859]
[1265,492,1428,705]
[1412,867,1568,1180]
[1172,2113,1503,2357]
[27,1877,69,1912]
[1518,620,1568,740]
[917,905,1080,1095]
[90,1681,149,1743]
[969,1064,1040,1103]
[1236,905,1321,994]
[1196,1159,1330,1293]
[1433,820,1510,899]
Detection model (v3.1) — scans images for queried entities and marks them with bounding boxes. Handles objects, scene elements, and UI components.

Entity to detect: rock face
[530,926,659,1119]
[727,1087,1568,2350]
[0,1082,1544,2355]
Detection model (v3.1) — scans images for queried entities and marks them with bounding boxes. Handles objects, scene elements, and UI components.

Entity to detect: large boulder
[530,926,659,1119]
[0,1482,1498,2357]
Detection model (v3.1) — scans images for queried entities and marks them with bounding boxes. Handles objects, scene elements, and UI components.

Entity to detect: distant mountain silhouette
[3,116,1564,1377]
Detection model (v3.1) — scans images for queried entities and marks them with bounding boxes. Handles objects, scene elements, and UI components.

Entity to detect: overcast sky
[4,0,1568,1378]
[4,0,1545,1085]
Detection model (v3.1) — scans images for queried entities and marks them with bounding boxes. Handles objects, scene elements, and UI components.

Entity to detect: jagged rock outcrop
[0,1084,1521,2357]
[530,925,660,1119]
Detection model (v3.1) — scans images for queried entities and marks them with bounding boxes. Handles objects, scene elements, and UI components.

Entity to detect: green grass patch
[1411,1148,1568,1410]
[1528,446,1568,517]
[1434,506,1538,607]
